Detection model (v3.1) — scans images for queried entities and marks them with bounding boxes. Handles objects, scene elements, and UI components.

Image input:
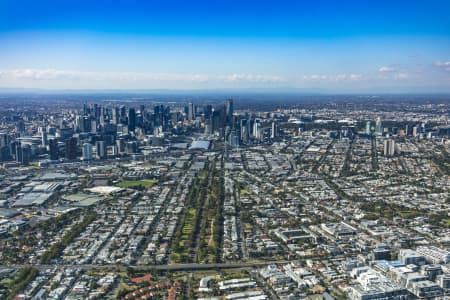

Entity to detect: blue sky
[0,0,449,92]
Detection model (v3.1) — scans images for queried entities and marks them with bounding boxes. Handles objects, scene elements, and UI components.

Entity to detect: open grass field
[116,179,158,188]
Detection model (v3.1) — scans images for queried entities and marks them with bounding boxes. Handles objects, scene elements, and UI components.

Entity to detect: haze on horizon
[0,0,450,93]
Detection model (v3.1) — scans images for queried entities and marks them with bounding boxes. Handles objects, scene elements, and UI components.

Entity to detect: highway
[0,260,292,272]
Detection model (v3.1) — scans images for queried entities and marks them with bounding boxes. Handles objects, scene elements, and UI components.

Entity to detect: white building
[416,246,450,264]
[82,143,93,161]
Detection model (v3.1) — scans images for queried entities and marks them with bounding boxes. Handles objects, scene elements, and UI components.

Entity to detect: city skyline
[1,2,450,298]
[1,0,450,92]
[0,95,449,299]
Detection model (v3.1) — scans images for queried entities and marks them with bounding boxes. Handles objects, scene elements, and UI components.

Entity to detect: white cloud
[222,73,284,82]
[0,69,284,84]
[302,73,363,81]
[395,72,410,79]
[349,74,363,80]
[335,74,347,80]
[434,61,450,72]
[3,69,80,80]
[302,75,328,81]
[434,61,450,66]
[0,69,210,82]
[303,74,328,81]
[379,66,396,73]
[377,66,411,80]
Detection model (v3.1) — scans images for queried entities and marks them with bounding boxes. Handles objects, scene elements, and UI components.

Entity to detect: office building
[271,121,278,138]
[347,269,409,300]
[188,102,194,121]
[383,139,396,157]
[128,108,136,132]
[240,119,249,143]
[375,117,382,136]
[253,119,262,141]
[365,121,371,135]
[40,127,48,146]
[226,98,233,126]
[82,143,93,161]
[96,141,106,159]
[399,249,426,266]
[65,137,78,160]
[48,138,59,160]
[16,144,31,165]
[416,246,450,264]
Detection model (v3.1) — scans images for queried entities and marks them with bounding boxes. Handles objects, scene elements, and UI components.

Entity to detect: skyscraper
[16,120,25,134]
[212,108,225,135]
[112,107,120,124]
[21,145,31,165]
[49,138,59,160]
[83,102,89,116]
[405,124,410,136]
[0,133,8,148]
[226,98,234,126]
[128,108,136,132]
[253,119,262,141]
[65,137,78,160]
[40,127,48,146]
[240,119,249,143]
[204,105,213,120]
[230,128,240,148]
[188,102,194,121]
[412,126,418,137]
[383,139,396,157]
[82,143,93,160]
[365,121,371,135]
[91,120,97,133]
[375,117,382,136]
[0,133,11,161]
[81,116,91,133]
[96,140,106,159]
[204,119,212,135]
[15,143,31,165]
[271,121,278,138]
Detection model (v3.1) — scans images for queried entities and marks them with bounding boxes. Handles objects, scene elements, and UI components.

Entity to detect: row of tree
[197,166,224,263]
[0,266,38,300]
[170,165,210,263]
[40,212,97,263]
